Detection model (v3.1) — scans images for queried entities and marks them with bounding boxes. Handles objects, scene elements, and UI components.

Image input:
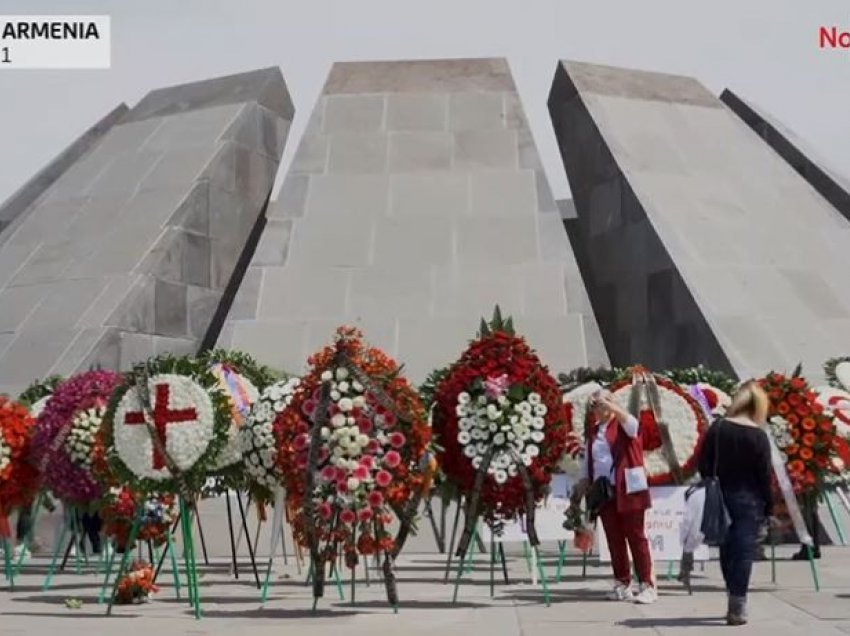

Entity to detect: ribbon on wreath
[211,363,253,425]
[0,514,10,538]
[628,369,684,484]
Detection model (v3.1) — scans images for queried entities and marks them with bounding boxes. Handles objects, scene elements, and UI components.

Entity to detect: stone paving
[3,541,850,635]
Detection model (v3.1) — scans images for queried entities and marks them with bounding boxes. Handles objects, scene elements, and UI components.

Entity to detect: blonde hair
[726,380,769,424]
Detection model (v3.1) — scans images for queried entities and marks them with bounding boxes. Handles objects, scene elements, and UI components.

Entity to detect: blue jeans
[719,489,765,598]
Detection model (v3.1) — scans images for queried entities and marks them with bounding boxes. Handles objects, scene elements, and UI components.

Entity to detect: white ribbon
[766,433,813,546]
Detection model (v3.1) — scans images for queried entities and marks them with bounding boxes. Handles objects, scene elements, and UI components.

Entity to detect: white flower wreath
[609,383,702,480]
[113,373,216,481]
[456,385,547,485]
[65,406,104,470]
[241,377,301,488]
[815,386,850,439]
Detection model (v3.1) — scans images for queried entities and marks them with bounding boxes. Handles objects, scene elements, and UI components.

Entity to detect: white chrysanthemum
[0,436,12,474]
[335,368,349,381]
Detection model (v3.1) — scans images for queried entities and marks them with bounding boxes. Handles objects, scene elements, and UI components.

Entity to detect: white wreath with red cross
[113,374,216,480]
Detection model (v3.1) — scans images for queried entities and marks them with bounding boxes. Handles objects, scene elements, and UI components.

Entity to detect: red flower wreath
[431,310,568,521]
[607,369,709,486]
[761,371,836,494]
[275,327,430,561]
[0,396,40,516]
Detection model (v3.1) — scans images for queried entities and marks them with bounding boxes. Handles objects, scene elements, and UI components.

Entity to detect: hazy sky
[0,0,848,204]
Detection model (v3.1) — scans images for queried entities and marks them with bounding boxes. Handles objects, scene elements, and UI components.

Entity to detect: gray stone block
[305,174,389,218]
[209,238,243,290]
[389,172,468,216]
[349,266,432,318]
[140,145,218,192]
[0,244,34,289]
[51,327,112,376]
[305,316,398,360]
[151,335,197,358]
[386,94,447,131]
[373,216,454,268]
[208,185,246,241]
[469,170,537,216]
[288,134,329,174]
[118,332,155,371]
[0,325,78,385]
[323,59,516,95]
[324,94,385,133]
[229,320,308,374]
[154,279,188,337]
[89,149,163,200]
[145,104,241,152]
[388,132,452,172]
[227,267,263,321]
[272,174,310,218]
[453,129,518,169]
[252,219,292,266]
[106,276,156,333]
[187,285,222,340]
[25,278,104,329]
[517,263,569,317]
[257,267,349,320]
[396,316,477,385]
[9,241,76,286]
[535,171,558,213]
[432,265,523,319]
[328,133,387,174]
[76,274,138,329]
[457,216,538,265]
[0,284,50,333]
[167,181,209,236]
[449,92,505,130]
[288,215,373,267]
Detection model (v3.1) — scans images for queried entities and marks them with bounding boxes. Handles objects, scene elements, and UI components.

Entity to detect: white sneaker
[606,583,635,601]
[13,545,31,560]
[634,582,658,604]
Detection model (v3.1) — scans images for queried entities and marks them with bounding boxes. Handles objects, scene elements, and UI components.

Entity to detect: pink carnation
[340,509,356,524]
[367,491,384,508]
[375,470,392,488]
[336,480,348,494]
[358,508,374,522]
[383,450,401,469]
[360,455,375,470]
[389,432,406,448]
[293,434,309,451]
[302,400,317,416]
[321,466,337,482]
[318,502,332,520]
[353,465,369,481]
[357,418,372,434]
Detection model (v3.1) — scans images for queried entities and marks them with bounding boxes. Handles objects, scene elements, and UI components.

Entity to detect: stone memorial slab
[219,58,607,382]
[0,68,293,397]
[722,89,850,226]
[549,61,850,382]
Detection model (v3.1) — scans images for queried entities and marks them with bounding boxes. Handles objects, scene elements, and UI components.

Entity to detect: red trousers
[600,502,653,585]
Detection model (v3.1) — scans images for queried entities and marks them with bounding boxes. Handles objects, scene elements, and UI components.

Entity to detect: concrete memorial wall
[218,58,608,383]
[549,61,850,383]
[0,68,293,397]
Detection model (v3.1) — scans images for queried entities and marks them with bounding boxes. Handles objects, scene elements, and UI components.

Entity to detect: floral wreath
[661,365,738,396]
[115,560,158,604]
[198,349,274,477]
[241,376,301,504]
[18,375,63,418]
[607,368,709,486]
[761,370,836,494]
[101,486,177,550]
[275,327,430,572]
[31,370,122,506]
[431,308,567,524]
[825,357,850,393]
[103,355,232,496]
[691,383,732,418]
[0,396,40,515]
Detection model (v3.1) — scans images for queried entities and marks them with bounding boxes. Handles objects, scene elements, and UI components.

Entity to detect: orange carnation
[778,402,791,415]
[802,417,816,431]
[800,448,814,461]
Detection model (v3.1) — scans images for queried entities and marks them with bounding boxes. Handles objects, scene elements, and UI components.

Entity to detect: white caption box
[0,15,110,69]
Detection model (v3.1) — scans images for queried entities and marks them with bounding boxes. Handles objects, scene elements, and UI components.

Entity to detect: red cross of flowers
[125,384,198,470]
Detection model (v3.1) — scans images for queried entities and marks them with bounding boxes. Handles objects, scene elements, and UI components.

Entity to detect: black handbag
[700,426,731,546]
[586,477,615,521]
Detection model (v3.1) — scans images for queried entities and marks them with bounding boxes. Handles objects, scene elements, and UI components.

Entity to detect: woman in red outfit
[571,389,656,604]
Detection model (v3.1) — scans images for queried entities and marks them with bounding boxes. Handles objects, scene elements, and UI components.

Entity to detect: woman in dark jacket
[699,380,773,626]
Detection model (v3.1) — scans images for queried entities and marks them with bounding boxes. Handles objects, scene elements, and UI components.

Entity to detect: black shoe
[791,547,820,560]
[726,596,748,626]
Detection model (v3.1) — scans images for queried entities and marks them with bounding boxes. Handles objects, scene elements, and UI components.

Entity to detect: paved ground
[2,542,850,636]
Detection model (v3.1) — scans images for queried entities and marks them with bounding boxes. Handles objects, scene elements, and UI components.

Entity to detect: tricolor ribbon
[765,431,813,546]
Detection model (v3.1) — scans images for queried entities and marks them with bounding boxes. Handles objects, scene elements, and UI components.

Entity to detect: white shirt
[579,414,639,482]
